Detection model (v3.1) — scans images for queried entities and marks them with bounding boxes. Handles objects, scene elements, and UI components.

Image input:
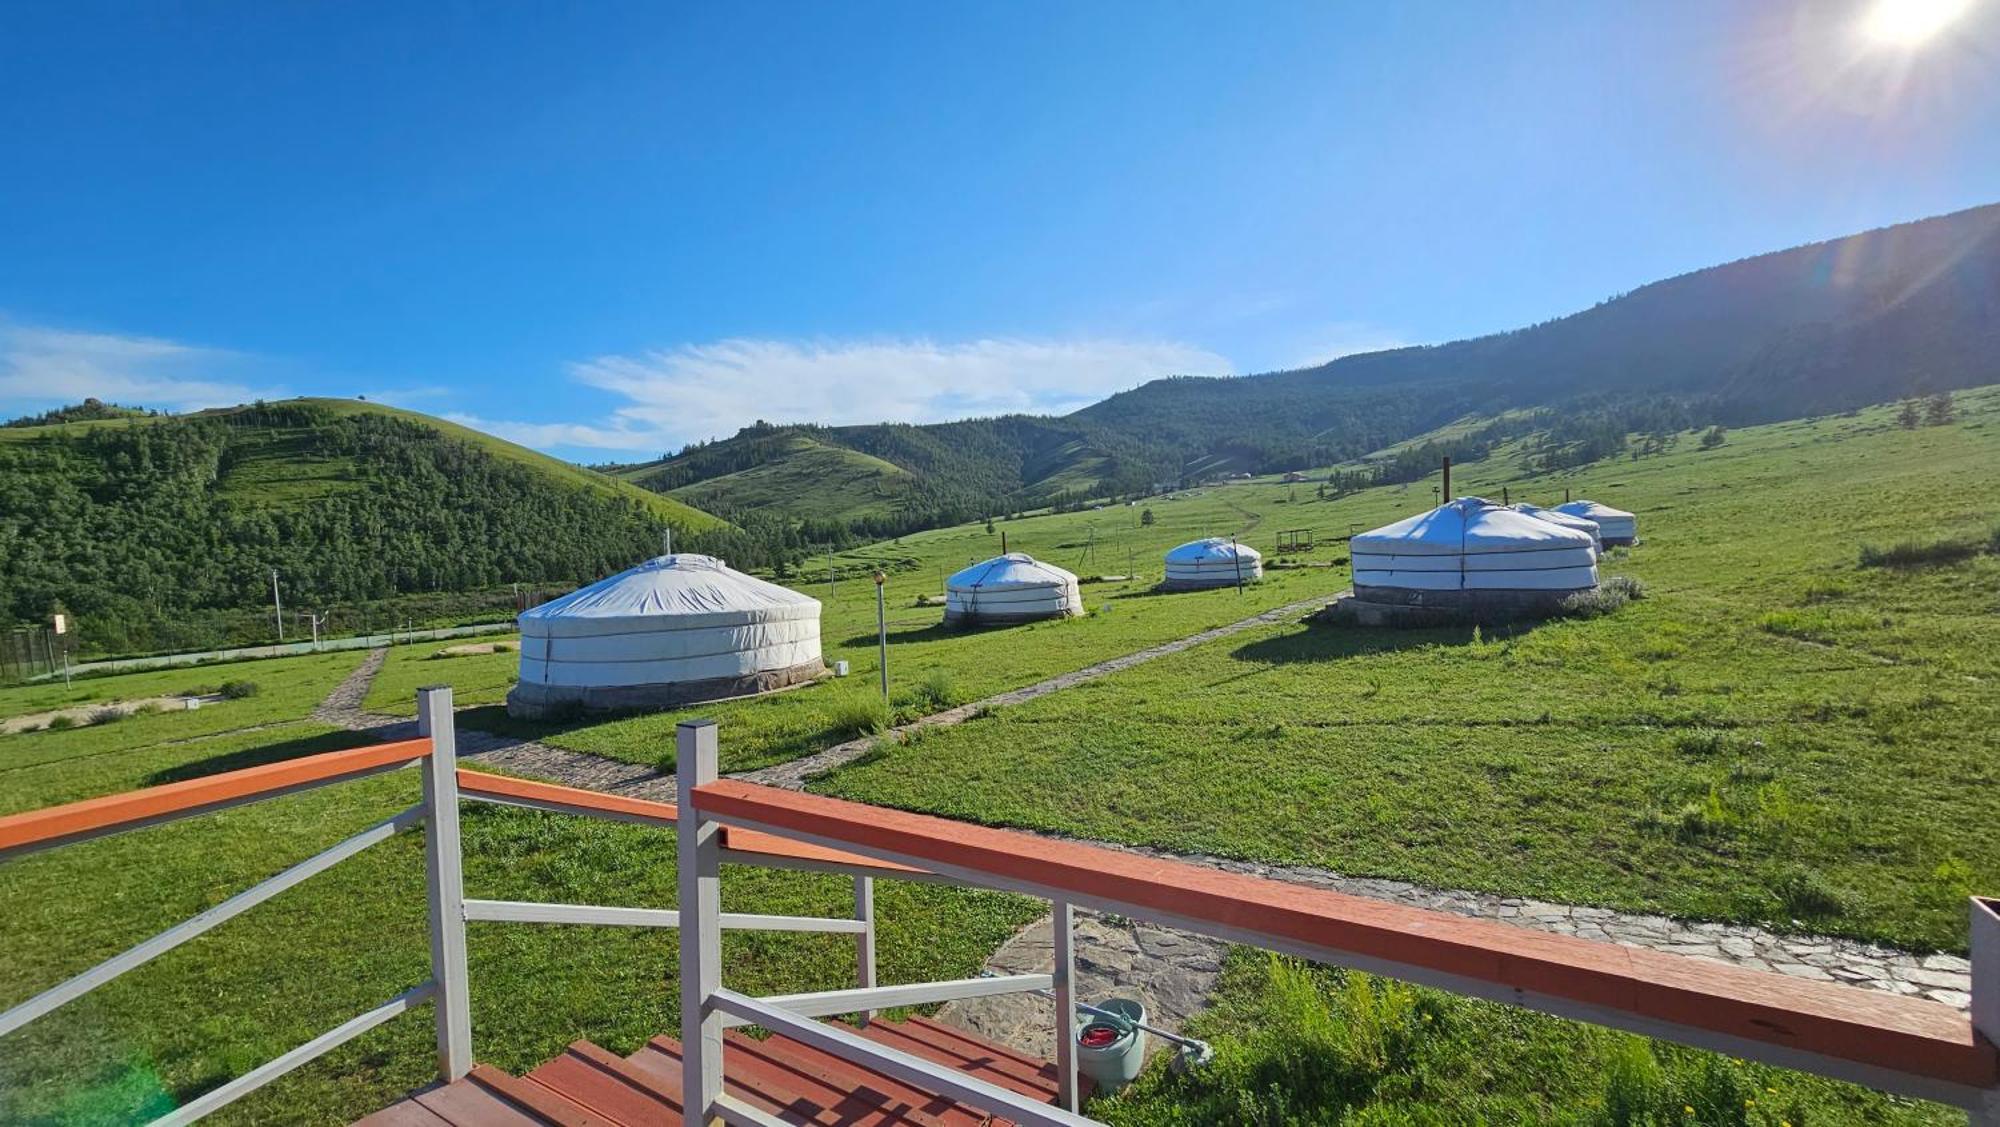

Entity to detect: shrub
[1770,866,1844,920]
[89,706,129,725]
[218,680,260,699]
[826,695,890,740]
[907,669,961,712]
[1674,728,1728,757]
[1557,575,1646,619]
[46,714,78,731]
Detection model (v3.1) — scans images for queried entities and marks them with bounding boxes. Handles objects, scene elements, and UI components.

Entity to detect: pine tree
[1924,392,1955,426]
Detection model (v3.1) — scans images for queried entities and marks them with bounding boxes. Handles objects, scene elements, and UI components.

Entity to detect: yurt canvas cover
[1351,498,1598,597]
[944,553,1083,624]
[507,554,823,717]
[1162,537,1263,589]
[1554,500,1637,545]
[1511,503,1603,552]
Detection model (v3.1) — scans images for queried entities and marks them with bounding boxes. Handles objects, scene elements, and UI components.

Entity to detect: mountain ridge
[624,201,2000,522]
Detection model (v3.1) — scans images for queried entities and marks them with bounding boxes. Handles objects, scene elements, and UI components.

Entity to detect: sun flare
[1861,0,1975,45]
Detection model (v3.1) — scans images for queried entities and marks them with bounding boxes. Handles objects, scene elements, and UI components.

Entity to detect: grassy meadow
[818,390,2000,952]
[3,389,1996,1124]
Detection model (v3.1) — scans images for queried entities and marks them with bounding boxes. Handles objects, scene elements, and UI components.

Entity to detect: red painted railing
[691,777,2000,1106]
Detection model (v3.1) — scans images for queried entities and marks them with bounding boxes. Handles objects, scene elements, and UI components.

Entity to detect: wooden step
[721,1027,986,1127]
[626,1034,824,1123]
[526,1041,685,1126]
[356,1063,607,1126]
[357,1017,1069,1126]
[859,1016,1075,1105]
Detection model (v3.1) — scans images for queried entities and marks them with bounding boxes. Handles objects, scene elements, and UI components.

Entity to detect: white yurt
[506,554,823,719]
[1351,497,1598,610]
[1162,537,1263,590]
[1554,500,1637,546]
[1511,503,1603,554]
[944,553,1083,626]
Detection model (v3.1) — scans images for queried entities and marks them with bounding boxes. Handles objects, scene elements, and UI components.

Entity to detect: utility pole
[271,569,284,642]
[873,570,889,700]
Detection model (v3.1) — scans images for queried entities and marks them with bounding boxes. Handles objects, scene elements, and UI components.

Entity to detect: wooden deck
[354,1014,1081,1125]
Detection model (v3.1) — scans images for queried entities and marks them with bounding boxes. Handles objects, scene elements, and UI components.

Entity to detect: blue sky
[2,1,1995,460]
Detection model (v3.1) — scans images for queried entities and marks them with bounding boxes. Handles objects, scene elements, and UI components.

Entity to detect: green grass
[655,433,917,523]
[815,390,2000,951]
[0,659,1037,1125]
[1095,951,1953,1125]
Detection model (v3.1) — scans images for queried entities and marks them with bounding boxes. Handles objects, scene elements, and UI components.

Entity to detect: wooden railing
[679,722,2000,1126]
[0,692,909,1125]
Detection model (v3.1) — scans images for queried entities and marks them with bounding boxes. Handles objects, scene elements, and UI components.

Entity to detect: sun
[1860,0,1975,45]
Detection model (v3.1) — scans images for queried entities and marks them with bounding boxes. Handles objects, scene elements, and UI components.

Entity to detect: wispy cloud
[0,323,284,413]
[460,336,1235,456]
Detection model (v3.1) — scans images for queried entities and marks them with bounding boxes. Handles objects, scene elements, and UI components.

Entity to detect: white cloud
[462,336,1235,457]
[0,324,283,413]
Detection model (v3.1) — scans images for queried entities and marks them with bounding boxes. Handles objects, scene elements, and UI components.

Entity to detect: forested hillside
[640,201,2000,523]
[0,400,725,655]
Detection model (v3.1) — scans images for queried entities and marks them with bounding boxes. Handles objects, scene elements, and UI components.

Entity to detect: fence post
[1974,898,1999,1126]
[418,686,472,1081]
[678,720,724,1126]
[854,875,877,1026]
[1052,898,1078,1113]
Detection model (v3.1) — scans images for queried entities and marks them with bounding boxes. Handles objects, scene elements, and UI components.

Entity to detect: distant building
[1555,500,1638,546]
[944,553,1083,625]
[1350,498,1598,613]
[1162,538,1263,590]
[507,554,823,719]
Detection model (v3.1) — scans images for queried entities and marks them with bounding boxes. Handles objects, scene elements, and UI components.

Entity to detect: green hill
[645,432,916,524]
[0,398,724,656]
[632,202,2000,529]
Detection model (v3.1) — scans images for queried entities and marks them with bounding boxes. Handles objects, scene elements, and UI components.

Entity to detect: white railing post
[677,720,724,1127]
[1973,898,1999,1126]
[855,875,877,1026]
[418,686,472,1081]
[1052,898,1079,1113]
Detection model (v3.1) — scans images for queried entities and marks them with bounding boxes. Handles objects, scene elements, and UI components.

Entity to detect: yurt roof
[1353,498,1596,557]
[1165,537,1262,564]
[1554,499,1634,522]
[522,554,819,631]
[1511,503,1601,535]
[947,552,1079,592]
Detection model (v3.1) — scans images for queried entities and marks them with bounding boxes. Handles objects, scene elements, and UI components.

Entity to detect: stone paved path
[315,611,1973,1065]
[310,646,390,724]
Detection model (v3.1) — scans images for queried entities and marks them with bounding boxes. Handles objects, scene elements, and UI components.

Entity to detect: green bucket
[1074,997,1148,1092]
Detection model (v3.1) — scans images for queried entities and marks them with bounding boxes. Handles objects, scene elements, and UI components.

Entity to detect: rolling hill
[631,201,2000,524]
[0,398,724,655]
[635,433,916,525]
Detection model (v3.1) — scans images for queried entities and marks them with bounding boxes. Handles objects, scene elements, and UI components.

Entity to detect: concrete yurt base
[505,658,827,720]
[1317,587,1581,628]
